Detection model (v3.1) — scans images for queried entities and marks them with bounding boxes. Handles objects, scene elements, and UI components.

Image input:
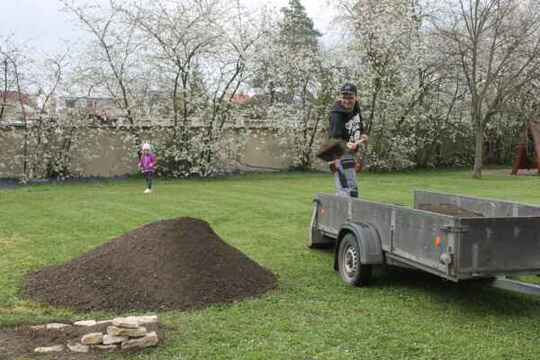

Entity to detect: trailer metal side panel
[322,195,459,278]
[391,207,457,276]
[349,200,395,251]
[457,217,540,276]
[316,193,350,237]
[414,191,540,217]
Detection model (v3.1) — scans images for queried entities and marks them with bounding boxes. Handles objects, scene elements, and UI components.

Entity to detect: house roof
[230,94,252,105]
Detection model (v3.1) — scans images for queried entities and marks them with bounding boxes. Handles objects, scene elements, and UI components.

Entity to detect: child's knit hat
[142,143,151,151]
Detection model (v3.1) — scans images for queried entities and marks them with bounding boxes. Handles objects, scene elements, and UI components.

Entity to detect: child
[138,143,157,194]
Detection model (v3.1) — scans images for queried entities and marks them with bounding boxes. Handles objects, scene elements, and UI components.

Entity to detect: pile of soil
[0,322,161,360]
[23,218,277,312]
[418,203,484,218]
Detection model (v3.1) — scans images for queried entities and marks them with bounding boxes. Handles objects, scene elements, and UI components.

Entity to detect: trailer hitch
[490,277,540,296]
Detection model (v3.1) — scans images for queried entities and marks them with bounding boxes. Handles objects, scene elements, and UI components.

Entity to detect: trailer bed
[310,191,540,282]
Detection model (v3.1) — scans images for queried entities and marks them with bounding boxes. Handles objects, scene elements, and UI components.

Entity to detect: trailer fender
[334,223,383,270]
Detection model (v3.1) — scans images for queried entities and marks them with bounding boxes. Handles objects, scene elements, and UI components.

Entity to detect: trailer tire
[338,233,372,286]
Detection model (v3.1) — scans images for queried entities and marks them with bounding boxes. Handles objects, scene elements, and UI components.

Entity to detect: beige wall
[241,129,294,169]
[0,126,321,178]
[0,127,25,178]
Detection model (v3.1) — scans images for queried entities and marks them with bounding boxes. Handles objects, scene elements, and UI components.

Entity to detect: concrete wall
[241,129,294,169]
[0,126,312,178]
[0,127,25,178]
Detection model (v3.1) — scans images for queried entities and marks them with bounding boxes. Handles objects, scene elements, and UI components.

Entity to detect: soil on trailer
[418,203,484,218]
[0,322,161,359]
[23,217,277,312]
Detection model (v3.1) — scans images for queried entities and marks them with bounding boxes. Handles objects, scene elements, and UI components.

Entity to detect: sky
[0,0,341,54]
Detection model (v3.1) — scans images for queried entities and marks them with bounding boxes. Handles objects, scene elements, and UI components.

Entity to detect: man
[327,83,368,198]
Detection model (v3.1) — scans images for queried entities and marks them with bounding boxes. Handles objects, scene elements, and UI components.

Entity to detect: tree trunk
[472,121,484,178]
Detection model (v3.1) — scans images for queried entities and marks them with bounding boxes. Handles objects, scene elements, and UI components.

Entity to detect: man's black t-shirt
[328,101,364,143]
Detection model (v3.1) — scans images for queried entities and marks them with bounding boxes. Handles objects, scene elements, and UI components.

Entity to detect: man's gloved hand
[329,160,339,173]
[347,134,369,152]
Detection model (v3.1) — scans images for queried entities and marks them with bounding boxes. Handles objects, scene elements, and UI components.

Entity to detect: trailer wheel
[338,233,372,286]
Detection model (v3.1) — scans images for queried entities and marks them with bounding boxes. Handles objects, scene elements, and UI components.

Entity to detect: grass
[0,168,539,359]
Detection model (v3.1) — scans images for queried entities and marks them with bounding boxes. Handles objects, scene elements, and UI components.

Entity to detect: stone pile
[33,314,159,354]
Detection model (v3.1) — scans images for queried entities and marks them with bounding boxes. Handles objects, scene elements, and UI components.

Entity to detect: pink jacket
[139,153,157,173]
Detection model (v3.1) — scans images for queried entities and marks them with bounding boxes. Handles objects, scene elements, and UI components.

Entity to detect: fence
[0,124,328,179]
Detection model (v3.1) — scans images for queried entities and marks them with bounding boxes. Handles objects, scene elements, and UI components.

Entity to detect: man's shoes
[144,188,152,194]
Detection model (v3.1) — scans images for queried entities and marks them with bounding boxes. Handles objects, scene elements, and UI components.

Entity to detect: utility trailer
[309,191,540,294]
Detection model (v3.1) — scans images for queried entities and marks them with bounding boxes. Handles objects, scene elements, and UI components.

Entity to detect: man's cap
[340,83,357,96]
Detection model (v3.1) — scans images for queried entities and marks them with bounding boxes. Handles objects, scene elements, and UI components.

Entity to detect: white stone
[112,318,139,329]
[103,334,129,345]
[96,320,112,325]
[30,325,46,330]
[107,325,147,338]
[81,332,104,345]
[112,315,158,328]
[34,345,64,353]
[46,323,71,330]
[94,344,118,351]
[121,331,159,350]
[74,320,97,327]
[67,343,90,353]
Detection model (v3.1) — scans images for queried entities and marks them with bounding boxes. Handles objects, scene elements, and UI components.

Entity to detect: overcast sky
[0,0,340,54]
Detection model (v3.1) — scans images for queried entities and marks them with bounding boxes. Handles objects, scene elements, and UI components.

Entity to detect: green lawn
[1,169,539,359]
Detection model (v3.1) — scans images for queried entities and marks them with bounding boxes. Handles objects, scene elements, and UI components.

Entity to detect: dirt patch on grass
[23,217,277,312]
[0,322,162,359]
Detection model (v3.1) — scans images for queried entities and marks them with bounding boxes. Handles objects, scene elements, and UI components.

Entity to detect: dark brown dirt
[23,217,277,312]
[418,204,484,217]
[0,322,161,359]
[316,140,346,162]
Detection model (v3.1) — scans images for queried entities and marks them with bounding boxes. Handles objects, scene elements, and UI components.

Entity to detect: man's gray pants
[334,154,358,198]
